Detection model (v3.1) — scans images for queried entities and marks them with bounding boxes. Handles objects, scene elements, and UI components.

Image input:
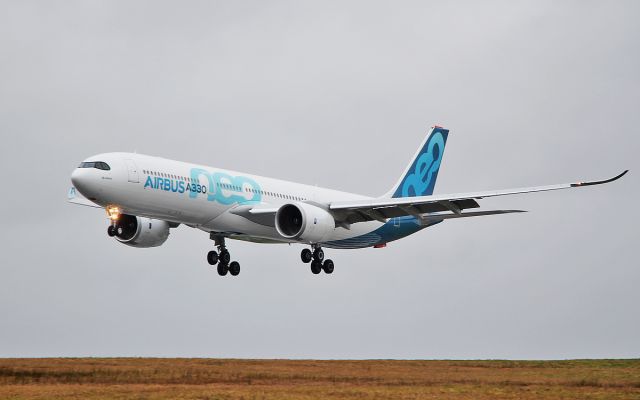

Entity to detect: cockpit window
[78,161,111,170]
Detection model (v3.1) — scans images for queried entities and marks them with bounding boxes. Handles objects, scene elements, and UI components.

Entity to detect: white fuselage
[71,152,397,248]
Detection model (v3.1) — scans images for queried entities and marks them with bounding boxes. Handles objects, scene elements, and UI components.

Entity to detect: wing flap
[419,209,526,225]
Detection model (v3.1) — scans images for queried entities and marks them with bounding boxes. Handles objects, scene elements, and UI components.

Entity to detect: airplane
[68,126,627,277]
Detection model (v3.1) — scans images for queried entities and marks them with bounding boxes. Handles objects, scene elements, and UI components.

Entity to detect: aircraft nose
[71,167,98,198]
[70,168,86,189]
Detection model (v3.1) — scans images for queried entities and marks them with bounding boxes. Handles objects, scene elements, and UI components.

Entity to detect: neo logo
[189,168,262,205]
[400,131,445,197]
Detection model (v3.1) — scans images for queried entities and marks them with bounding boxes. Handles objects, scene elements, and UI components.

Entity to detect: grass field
[0,358,639,399]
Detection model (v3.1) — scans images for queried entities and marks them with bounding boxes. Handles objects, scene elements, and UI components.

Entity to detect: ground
[0,358,639,399]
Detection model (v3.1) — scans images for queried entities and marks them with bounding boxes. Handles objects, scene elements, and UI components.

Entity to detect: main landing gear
[301,246,334,275]
[207,235,241,277]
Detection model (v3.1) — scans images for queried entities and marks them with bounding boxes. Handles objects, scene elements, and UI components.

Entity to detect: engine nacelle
[275,202,335,243]
[114,214,170,248]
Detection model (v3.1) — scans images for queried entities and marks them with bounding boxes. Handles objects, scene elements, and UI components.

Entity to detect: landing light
[107,206,121,221]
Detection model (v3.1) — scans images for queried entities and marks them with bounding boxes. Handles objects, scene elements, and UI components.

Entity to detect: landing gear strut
[208,234,241,277]
[303,245,334,275]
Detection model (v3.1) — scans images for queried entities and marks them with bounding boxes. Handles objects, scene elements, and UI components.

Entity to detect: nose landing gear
[106,206,122,238]
[207,234,241,277]
[302,245,334,275]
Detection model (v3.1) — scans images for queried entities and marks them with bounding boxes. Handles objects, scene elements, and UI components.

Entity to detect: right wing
[329,170,628,225]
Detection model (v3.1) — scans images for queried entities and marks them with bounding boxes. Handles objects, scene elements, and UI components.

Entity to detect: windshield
[78,161,110,170]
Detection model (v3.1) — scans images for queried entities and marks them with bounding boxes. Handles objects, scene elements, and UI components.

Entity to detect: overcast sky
[0,1,638,359]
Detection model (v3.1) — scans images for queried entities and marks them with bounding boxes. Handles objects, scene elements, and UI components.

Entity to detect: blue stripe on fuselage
[323,216,442,249]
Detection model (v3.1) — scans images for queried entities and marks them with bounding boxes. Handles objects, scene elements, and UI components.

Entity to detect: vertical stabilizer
[385,126,449,198]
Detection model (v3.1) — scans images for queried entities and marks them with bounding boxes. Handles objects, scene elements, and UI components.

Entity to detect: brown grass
[0,358,638,399]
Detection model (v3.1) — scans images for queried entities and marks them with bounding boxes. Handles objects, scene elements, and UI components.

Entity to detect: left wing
[68,186,102,208]
[329,170,628,224]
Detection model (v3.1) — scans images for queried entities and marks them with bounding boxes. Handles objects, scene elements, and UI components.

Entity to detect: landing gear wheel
[207,251,219,265]
[220,250,231,264]
[322,259,334,274]
[314,248,324,262]
[217,263,229,276]
[311,260,322,274]
[107,225,116,237]
[229,261,240,276]
[301,248,313,263]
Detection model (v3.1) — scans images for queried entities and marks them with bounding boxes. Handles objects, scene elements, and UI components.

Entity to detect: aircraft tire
[207,251,219,265]
[314,248,324,262]
[322,259,334,274]
[220,250,231,264]
[217,263,229,276]
[311,260,322,274]
[229,261,240,276]
[301,248,313,263]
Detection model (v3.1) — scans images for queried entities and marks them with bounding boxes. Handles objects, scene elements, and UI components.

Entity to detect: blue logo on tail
[392,128,448,198]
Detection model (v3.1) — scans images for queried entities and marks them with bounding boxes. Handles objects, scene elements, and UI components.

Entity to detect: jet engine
[110,214,171,248]
[275,202,335,243]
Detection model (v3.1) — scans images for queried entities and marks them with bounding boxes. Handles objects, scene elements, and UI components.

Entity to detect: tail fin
[385,126,449,198]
